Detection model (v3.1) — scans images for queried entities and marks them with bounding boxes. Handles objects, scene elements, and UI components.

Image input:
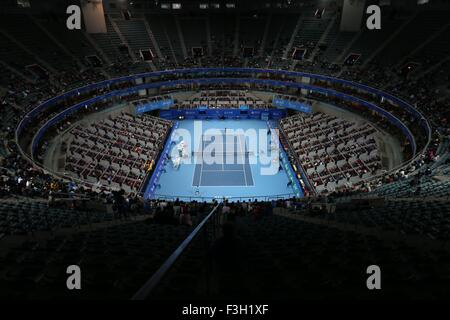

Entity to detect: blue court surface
[192,132,254,187]
[150,119,302,201]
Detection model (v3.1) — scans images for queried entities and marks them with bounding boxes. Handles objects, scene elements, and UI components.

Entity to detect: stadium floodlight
[211,3,220,9]
[161,3,170,9]
[172,3,182,9]
[199,3,209,9]
[225,3,236,8]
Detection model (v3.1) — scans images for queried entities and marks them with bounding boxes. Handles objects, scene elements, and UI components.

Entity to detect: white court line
[198,140,208,185]
[202,139,225,171]
[198,160,204,187]
[199,133,251,186]
[192,132,248,188]
[201,169,246,172]
[193,185,254,188]
[199,165,204,186]
[238,134,249,187]
[221,136,224,171]
[201,142,237,145]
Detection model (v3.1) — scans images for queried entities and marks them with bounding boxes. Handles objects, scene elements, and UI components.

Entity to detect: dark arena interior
[0,0,450,308]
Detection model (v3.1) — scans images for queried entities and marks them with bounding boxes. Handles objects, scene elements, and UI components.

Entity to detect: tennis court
[149,119,302,201]
[192,132,254,187]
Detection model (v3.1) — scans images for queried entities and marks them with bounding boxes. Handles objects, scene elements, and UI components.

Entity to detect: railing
[150,193,298,202]
[277,123,317,195]
[142,121,179,199]
[132,202,221,300]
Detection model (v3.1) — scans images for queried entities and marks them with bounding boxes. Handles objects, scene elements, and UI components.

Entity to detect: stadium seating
[281,111,382,193]
[0,200,114,235]
[152,205,450,299]
[0,3,449,301]
[64,113,172,194]
[175,90,270,109]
